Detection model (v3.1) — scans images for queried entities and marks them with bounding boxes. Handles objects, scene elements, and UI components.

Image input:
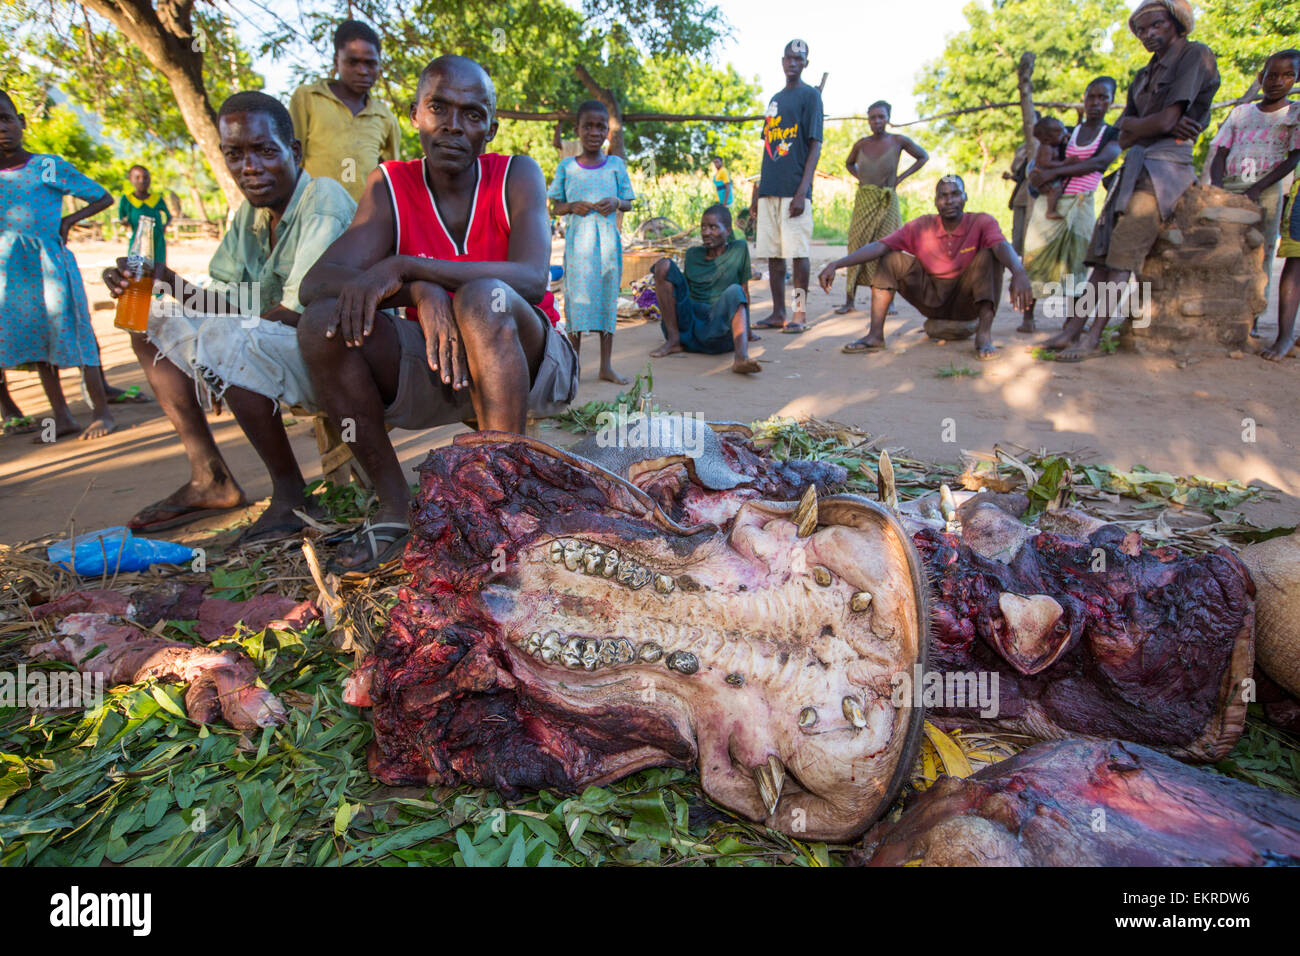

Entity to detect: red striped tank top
[1062,125,1109,196]
[379,153,559,325]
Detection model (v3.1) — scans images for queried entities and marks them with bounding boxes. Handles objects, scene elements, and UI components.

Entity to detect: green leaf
[149,683,187,719]
[333,796,354,837]
[0,754,31,812]
[143,786,172,828]
[0,814,72,840]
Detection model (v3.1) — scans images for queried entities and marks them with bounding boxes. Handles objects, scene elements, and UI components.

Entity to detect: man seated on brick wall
[102,91,356,540]
[817,174,1032,361]
[1038,0,1219,362]
[297,55,578,579]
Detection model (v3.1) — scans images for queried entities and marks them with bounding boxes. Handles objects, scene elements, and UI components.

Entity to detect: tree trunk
[574,63,626,159]
[1016,51,1036,160]
[977,135,990,195]
[78,0,241,215]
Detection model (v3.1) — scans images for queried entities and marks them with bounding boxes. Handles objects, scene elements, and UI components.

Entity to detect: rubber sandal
[108,384,151,404]
[781,323,809,334]
[841,340,884,354]
[236,521,307,546]
[128,501,245,533]
[327,521,412,580]
[753,317,785,330]
[833,305,856,315]
[1053,349,1099,364]
[1,416,37,436]
[976,348,999,362]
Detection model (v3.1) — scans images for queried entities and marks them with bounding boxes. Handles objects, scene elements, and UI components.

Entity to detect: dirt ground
[2,235,1297,545]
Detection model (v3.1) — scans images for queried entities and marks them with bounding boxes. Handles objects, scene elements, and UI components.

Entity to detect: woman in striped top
[1018,77,1123,333]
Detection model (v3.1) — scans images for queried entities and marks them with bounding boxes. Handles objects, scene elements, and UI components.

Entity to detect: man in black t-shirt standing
[750,39,824,334]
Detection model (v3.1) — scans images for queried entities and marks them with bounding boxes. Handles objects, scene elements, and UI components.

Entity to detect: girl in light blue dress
[547,100,636,384]
[0,90,117,439]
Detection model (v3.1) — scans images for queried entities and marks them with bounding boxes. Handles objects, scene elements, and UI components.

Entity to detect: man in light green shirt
[288,19,401,202]
[102,92,356,542]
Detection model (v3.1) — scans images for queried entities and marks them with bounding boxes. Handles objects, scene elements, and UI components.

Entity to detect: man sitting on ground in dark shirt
[650,204,760,374]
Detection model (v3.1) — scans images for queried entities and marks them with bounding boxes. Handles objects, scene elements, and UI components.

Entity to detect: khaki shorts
[1101,185,1163,276]
[146,302,316,409]
[755,195,813,259]
[384,311,580,430]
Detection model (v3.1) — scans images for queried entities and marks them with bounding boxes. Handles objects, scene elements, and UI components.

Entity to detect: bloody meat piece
[854,738,1300,866]
[30,613,285,730]
[916,522,1254,761]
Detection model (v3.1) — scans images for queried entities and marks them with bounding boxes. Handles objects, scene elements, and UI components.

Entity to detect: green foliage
[1076,463,1259,514]
[22,104,120,188]
[3,1,263,219]
[267,0,759,179]
[914,0,1144,175]
[0,615,827,867]
[936,362,980,378]
[0,28,51,117]
[46,8,261,151]
[1196,0,1300,99]
[622,56,761,175]
[553,366,662,433]
[1214,711,1300,796]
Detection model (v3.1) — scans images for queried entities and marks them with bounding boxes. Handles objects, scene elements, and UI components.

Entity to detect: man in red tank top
[298,55,578,576]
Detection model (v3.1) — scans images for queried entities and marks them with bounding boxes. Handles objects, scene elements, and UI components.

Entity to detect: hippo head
[356,433,928,841]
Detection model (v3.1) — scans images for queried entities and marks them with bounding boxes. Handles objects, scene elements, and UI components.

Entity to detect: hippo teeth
[551,539,661,590]
[843,695,868,728]
[519,632,695,674]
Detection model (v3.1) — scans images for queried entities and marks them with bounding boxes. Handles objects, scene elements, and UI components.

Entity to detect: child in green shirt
[117,164,170,267]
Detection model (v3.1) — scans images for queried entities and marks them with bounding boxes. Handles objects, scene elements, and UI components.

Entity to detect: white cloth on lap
[146,300,316,411]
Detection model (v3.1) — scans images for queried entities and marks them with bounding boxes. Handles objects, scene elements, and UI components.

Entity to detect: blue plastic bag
[47,526,196,576]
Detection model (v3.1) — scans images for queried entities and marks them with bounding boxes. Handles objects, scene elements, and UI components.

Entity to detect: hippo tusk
[754,754,787,816]
[878,450,898,511]
[794,485,818,537]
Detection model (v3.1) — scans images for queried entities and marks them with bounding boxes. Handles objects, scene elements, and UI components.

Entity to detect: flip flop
[1053,349,1099,364]
[128,501,245,534]
[976,348,999,362]
[833,305,856,315]
[108,384,152,404]
[753,318,785,330]
[781,323,809,334]
[842,340,885,354]
[1,416,37,436]
[236,520,307,546]
[327,521,412,581]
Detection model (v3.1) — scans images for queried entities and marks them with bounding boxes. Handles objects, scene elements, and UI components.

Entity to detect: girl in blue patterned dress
[0,91,117,439]
[547,101,636,384]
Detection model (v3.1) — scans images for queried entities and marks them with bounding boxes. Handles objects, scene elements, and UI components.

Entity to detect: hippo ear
[705,420,754,439]
[627,454,695,487]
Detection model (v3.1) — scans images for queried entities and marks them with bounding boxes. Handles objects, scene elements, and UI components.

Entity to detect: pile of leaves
[1,417,1296,866]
